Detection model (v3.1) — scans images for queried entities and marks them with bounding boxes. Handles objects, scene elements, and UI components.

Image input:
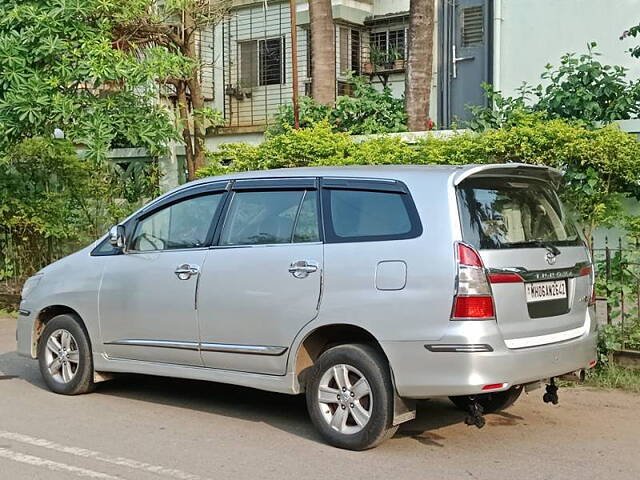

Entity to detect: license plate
[525,280,567,303]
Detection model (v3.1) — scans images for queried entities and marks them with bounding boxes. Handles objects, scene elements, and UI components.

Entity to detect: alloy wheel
[43,329,80,384]
[317,364,373,434]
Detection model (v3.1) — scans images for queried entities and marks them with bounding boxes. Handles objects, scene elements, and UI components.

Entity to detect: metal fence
[592,237,640,351]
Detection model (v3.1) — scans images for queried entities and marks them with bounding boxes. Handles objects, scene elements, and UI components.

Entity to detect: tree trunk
[309,0,336,105]
[187,77,207,174]
[177,83,196,181]
[405,0,435,131]
[183,10,207,180]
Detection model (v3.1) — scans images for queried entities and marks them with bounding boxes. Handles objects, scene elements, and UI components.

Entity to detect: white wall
[372,0,409,17]
[497,0,640,97]
[205,132,266,151]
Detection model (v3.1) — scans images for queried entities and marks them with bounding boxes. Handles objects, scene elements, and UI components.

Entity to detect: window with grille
[351,30,361,74]
[306,28,312,78]
[369,29,406,61]
[339,27,362,76]
[259,37,285,86]
[388,30,405,59]
[371,31,387,53]
[239,37,285,87]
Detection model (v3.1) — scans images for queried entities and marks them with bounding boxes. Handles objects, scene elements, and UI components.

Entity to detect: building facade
[201,0,639,146]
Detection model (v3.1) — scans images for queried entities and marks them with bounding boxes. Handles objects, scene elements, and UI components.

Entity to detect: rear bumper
[382,314,598,398]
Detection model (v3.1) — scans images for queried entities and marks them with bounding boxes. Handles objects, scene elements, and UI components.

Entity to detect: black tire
[449,385,523,413]
[38,314,95,395]
[306,343,398,450]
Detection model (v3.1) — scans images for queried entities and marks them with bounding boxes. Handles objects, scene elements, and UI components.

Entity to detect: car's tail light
[451,243,495,320]
[579,264,596,306]
[453,296,494,318]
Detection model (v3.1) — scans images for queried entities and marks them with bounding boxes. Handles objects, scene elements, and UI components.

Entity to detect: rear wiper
[510,240,561,256]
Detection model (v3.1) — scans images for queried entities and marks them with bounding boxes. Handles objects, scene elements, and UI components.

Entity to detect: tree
[0,137,95,281]
[405,0,435,131]
[308,0,336,105]
[469,45,640,130]
[0,0,186,163]
[621,22,640,59]
[113,0,227,180]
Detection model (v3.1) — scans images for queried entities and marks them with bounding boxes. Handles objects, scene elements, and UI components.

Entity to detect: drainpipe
[492,0,503,93]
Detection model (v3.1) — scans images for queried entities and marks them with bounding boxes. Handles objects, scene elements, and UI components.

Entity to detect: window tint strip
[233,178,317,190]
[139,181,230,218]
[321,178,408,193]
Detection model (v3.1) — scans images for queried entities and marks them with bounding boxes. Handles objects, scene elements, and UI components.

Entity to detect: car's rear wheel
[449,385,523,413]
[306,343,398,450]
[38,314,94,395]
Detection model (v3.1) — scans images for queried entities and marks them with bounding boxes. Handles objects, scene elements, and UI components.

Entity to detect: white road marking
[0,447,121,479]
[0,430,206,480]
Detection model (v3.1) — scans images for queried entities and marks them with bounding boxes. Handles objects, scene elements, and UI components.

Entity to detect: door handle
[174,263,200,280]
[288,260,319,279]
[452,45,475,78]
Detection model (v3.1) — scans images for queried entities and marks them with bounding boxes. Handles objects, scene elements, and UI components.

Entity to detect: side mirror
[109,225,127,250]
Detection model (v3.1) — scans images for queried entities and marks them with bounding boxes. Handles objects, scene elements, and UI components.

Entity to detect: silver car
[16,164,597,450]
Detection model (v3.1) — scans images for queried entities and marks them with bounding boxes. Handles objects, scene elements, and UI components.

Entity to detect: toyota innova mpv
[17,164,597,450]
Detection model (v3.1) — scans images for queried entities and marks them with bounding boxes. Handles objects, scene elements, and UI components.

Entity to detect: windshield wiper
[509,240,561,256]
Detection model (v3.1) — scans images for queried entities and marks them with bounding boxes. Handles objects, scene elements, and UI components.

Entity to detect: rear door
[456,170,592,348]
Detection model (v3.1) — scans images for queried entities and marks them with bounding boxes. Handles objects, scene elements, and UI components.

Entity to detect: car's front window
[130,193,224,252]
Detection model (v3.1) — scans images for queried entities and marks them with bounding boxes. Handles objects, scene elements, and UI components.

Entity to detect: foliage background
[200,116,640,244]
[0,0,190,289]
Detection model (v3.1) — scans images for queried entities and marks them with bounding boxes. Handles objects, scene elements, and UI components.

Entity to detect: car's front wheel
[38,314,95,395]
[306,343,398,450]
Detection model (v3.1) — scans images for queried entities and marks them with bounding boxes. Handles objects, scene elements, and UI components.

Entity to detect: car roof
[186,165,464,188]
[159,163,561,200]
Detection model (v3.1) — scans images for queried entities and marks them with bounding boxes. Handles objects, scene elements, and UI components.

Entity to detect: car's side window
[323,187,421,243]
[220,189,319,246]
[130,193,224,252]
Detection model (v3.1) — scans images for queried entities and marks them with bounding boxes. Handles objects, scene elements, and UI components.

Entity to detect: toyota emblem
[545,251,557,265]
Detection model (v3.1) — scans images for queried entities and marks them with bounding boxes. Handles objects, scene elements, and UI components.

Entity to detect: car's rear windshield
[457,177,581,250]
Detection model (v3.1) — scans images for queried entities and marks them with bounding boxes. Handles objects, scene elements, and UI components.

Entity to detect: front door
[99,189,227,365]
[439,0,491,127]
[197,179,323,375]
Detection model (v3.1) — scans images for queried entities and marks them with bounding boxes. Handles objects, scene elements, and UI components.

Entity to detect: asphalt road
[0,316,638,480]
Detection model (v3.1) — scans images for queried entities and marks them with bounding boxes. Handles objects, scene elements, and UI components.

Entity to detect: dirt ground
[1,316,639,479]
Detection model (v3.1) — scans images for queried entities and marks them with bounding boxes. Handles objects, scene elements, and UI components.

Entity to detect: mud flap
[393,393,416,426]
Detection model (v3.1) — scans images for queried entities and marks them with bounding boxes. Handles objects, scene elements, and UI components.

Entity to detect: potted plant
[370,47,390,72]
[390,47,405,70]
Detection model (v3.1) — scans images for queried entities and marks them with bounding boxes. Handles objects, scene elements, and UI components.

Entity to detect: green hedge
[199,117,640,241]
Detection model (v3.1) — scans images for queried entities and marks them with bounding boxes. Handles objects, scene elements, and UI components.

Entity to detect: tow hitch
[543,378,559,405]
[464,397,486,429]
